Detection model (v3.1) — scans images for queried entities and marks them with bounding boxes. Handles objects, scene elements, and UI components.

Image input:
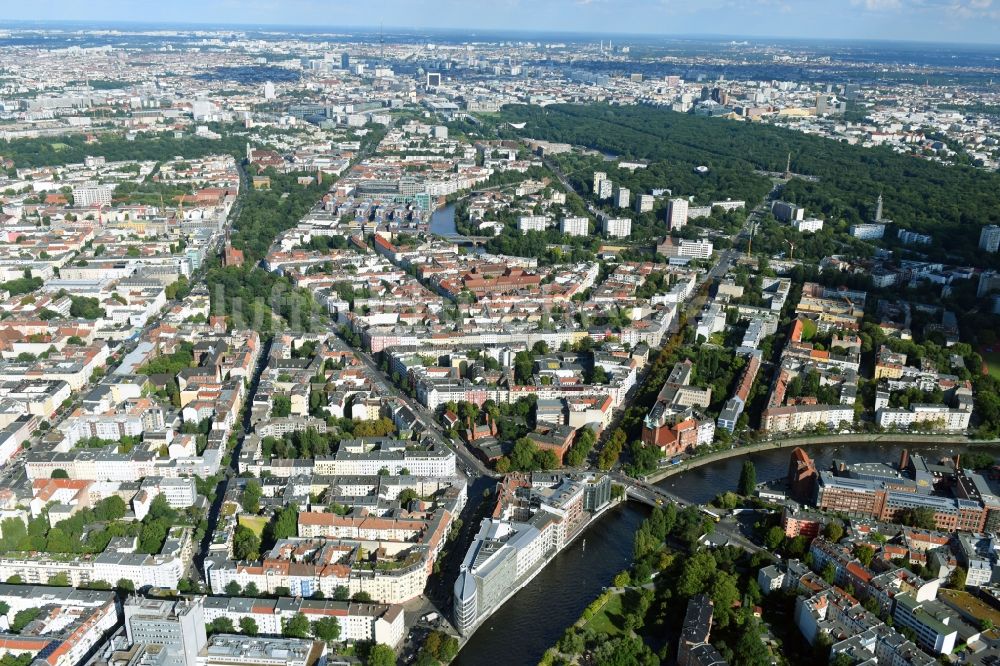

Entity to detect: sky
[6,0,1000,44]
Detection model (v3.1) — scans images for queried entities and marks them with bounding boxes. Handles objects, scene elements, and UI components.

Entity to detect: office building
[340,52,350,69]
[263,81,275,100]
[124,596,207,666]
[892,593,958,655]
[659,237,714,260]
[426,72,441,87]
[666,198,688,230]
[199,635,324,666]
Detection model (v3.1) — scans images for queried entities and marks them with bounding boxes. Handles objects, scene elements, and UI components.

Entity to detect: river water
[662,441,971,505]
[453,441,978,666]
[430,202,457,236]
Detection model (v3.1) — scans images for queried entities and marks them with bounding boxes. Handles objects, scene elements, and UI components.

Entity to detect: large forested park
[456,103,1000,268]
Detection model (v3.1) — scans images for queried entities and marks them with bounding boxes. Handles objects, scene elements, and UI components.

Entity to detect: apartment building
[0,585,119,666]
[601,217,631,238]
[560,216,589,237]
[201,597,405,647]
[666,198,688,230]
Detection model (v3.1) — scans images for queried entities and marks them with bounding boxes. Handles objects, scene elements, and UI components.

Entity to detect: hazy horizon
[5,0,1000,45]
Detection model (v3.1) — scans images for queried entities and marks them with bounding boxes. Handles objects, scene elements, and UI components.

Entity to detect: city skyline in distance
[6,0,1000,46]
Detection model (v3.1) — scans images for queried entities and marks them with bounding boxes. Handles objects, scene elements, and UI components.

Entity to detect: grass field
[582,592,625,636]
[238,515,268,537]
[50,143,69,151]
[982,350,1000,379]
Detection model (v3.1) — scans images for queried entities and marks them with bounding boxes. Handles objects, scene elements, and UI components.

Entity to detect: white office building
[124,596,207,666]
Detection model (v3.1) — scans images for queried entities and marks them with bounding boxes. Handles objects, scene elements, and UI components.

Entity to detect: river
[453,440,978,666]
[662,441,973,505]
[430,202,457,236]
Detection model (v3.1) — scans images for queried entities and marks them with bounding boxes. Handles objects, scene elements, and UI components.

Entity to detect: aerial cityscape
[1,3,1000,666]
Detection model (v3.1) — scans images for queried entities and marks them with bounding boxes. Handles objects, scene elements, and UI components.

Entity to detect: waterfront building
[453,473,611,634]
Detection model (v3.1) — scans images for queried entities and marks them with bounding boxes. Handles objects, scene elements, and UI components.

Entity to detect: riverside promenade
[644,433,1000,484]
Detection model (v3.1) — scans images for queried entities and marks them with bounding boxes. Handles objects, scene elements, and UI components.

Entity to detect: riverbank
[645,433,1000,484]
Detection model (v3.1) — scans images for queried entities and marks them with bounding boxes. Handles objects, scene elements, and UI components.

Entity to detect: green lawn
[582,591,625,636]
[238,515,267,537]
[983,350,1000,379]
